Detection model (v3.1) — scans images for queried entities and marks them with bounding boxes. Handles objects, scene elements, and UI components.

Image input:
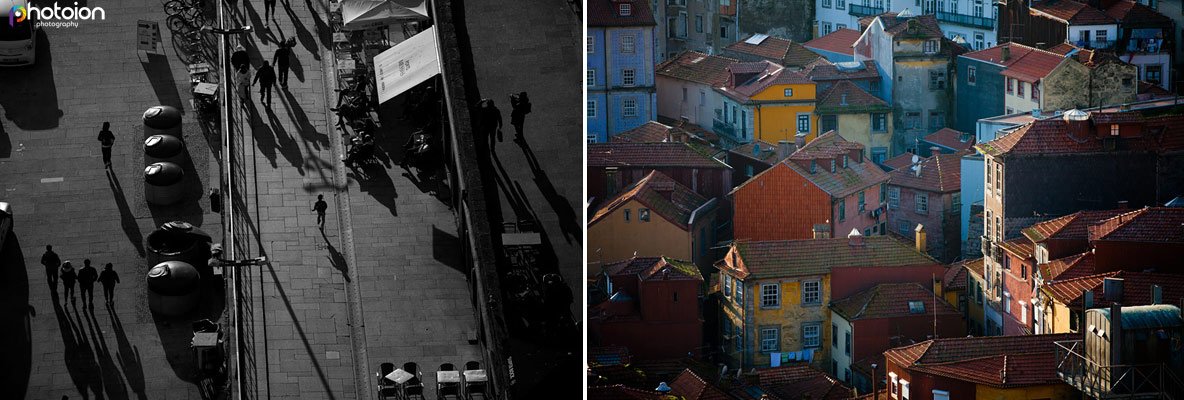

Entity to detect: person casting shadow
[78,260,98,310]
[42,245,61,292]
[60,261,76,303]
[98,263,119,306]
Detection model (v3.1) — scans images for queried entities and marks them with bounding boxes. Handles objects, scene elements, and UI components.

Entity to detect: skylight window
[908,301,925,314]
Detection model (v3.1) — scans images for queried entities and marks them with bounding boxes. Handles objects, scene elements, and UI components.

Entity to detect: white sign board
[373,25,441,104]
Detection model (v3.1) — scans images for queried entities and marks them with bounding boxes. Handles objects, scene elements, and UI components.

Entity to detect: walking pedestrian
[98,263,120,306]
[231,44,249,72]
[254,61,277,107]
[236,64,252,106]
[60,261,77,302]
[313,194,329,228]
[263,0,277,27]
[97,122,115,168]
[273,38,294,89]
[509,92,531,140]
[478,99,502,150]
[41,245,61,290]
[78,259,98,309]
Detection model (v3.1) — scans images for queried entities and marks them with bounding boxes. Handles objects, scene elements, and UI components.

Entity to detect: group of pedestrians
[41,245,121,308]
[231,38,296,109]
[476,92,532,150]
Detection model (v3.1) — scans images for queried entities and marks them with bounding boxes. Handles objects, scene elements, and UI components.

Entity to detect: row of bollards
[143,105,187,206]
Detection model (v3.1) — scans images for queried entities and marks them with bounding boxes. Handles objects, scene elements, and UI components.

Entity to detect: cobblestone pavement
[0,0,223,397]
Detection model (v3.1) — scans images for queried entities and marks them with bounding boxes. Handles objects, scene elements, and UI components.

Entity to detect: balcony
[848,4,884,17]
[713,118,736,138]
[1055,340,1184,399]
[935,11,994,30]
[1074,40,1116,50]
[1123,38,1167,54]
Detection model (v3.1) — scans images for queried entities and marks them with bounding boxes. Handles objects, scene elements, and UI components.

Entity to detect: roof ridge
[1045,270,1121,286]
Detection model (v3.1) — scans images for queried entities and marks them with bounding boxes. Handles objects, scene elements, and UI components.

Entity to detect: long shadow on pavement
[353,161,399,216]
[109,306,148,400]
[321,230,349,282]
[0,30,63,130]
[431,226,464,274]
[298,0,331,57]
[514,137,581,245]
[107,170,147,257]
[245,100,280,168]
[262,260,339,400]
[0,119,10,158]
[265,106,307,175]
[0,233,32,399]
[67,301,104,399]
[139,53,185,112]
[83,308,128,400]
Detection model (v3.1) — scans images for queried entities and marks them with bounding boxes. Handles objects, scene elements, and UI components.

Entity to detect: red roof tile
[1043,271,1184,309]
[944,259,976,291]
[588,345,634,366]
[729,139,788,164]
[670,369,730,400]
[831,282,961,320]
[725,34,823,67]
[1103,0,1171,24]
[880,14,944,40]
[610,121,716,147]
[976,113,1184,157]
[717,61,814,102]
[780,131,889,197]
[1021,209,1126,242]
[961,42,1039,66]
[588,0,657,27]
[1038,252,1096,282]
[884,333,1077,388]
[922,128,975,152]
[1031,0,1115,24]
[588,385,662,400]
[998,238,1035,259]
[1088,207,1184,243]
[1046,42,1079,55]
[804,60,881,82]
[887,152,961,193]
[804,28,862,56]
[588,142,729,169]
[962,257,986,279]
[881,152,918,170]
[656,51,739,86]
[731,365,855,400]
[1042,271,1120,306]
[815,80,890,114]
[604,255,704,282]
[590,171,714,230]
[1000,47,1067,83]
[723,236,938,280]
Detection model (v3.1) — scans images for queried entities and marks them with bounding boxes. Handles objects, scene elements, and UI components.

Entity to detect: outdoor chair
[377,362,398,399]
[402,362,425,399]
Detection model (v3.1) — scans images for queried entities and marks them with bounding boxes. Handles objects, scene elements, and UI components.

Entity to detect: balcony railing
[1055,340,1184,399]
[848,4,884,17]
[1074,40,1115,50]
[1123,38,1167,54]
[935,11,994,30]
[713,118,736,137]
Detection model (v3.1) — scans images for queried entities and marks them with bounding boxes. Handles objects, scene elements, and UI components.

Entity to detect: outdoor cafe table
[385,368,414,384]
[502,232,541,246]
[463,369,487,383]
[437,370,461,384]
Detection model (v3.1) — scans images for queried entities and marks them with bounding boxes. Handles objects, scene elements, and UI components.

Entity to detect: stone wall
[1089,61,1137,108]
[739,0,815,42]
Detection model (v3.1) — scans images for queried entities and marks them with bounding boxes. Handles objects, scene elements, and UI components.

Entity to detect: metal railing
[848,4,884,17]
[934,11,994,30]
[1054,340,1184,399]
[713,118,735,137]
[1074,40,1116,49]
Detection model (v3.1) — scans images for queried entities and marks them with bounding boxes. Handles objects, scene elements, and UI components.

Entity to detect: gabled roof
[803,28,862,56]
[881,152,918,170]
[960,42,1039,66]
[998,238,1035,259]
[723,236,938,280]
[1043,271,1184,309]
[669,369,730,400]
[588,0,657,27]
[814,80,890,114]
[886,152,961,193]
[962,258,986,280]
[780,131,889,197]
[610,121,692,144]
[588,142,729,169]
[1038,252,1096,282]
[880,14,944,40]
[943,260,974,291]
[804,60,881,82]
[728,139,786,164]
[976,113,1184,157]
[1045,42,1079,56]
[999,46,1067,83]
[1021,209,1126,243]
[1088,207,1184,243]
[725,34,823,68]
[731,365,856,400]
[922,128,975,152]
[1103,0,1172,24]
[717,60,814,102]
[831,282,960,321]
[589,171,714,230]
[604,255,704,282]
[1031,0,1115,25]
[884,333,1077,388]
[655,51,739,86]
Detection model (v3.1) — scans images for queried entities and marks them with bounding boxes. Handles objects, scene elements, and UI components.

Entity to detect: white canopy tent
[373,25,441,104]
[341,0,428,31]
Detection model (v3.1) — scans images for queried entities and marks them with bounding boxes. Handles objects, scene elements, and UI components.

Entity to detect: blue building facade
[955,55,1006,134]
[587,0,658,142]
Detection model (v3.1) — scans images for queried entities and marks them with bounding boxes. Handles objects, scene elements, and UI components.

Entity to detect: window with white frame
[784,88,794,97]
[736,280,744,304]
[802,280,821,305]
[837,23,847,30]
[620,34,636,53]
[832,323,838,347]
[760,327,780,352]
[797,114,810,133]
[933,390,950,400]
[837,0,846,9]
[924,40,938,54]
[622,69,636,87]
[618,3,632,16]
[761,283,780,308]
[822,22,833,36]
[890,372,899,398]
[587,36,594,53]
[974,32,984,50]
[858,190,865,211]
[587,133,597,143]
[723,274,731,297]
[622,98,638,117]
[587,70,595,86]
[967,65,976,85]
[900,380,910,400]
[916,193,929,214]
[822,0,832,7]
[1096,29,1108,44]
[888,186,900,209]
[801,322,821,348]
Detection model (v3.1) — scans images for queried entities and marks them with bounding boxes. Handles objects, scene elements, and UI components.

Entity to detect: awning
[341,0,428,31]
[373,25,441,104]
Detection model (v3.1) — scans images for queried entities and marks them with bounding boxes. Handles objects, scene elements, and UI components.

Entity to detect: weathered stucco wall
[739,0,815,43]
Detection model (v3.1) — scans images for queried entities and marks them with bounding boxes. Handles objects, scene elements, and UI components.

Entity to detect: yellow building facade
[588,198,694,264]
[716,61,820,146]
[975,383,1078,400]
[748,83,819,144]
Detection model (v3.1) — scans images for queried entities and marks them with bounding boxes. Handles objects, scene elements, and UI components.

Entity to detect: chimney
[848,228,864,246]
[1103,277,1124,302]
[1152,284,1163,305]
[666,127,676,142]
[929,146,942,156]
[915,224,927,253]
[1001,44,1010,61]
[777,140,795,160]
[1063,109,1090,139]
[813,223,831,239]
[795,132,807,149]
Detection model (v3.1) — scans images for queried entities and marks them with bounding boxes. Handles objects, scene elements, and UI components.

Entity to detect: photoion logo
[8,5,26,27]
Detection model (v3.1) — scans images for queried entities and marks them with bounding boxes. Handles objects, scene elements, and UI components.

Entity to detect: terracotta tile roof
[1043,271,1184,309]
[815,80,890,114]
[922,128,975,152]
[1038,252,1096,282]
[962,258,986,279]
[588,142,729,169]
[589,170,714,230]
[976,113,1184,157]
[881,152,918,170]
[961,42,1039,66]
[587,0,657,27]
[886,152,961,193]
[880,14,944,40]
[1046,42,1079,55]
[604,256,704,282]
[670,369,730,400]
[588,345,634,367]
[588,385,662,400]
[731,365,855,400]
[804,60,881,82]
[884,333,1077,388]
[725,34,823,68]
[1090,111,1145,125]
[998,238,1035,259]
[655,116,723,145]
[1088,207,1184,243]
[1104,0,1172,24]
[611,121,690,144]
[1139,81,1173,97]
[831,282,961,320]
[1031,0,1115,24]
[717,61,814,102]
[656,51,739,86]
[943,260,971,291]
[773,131,889,197]
[724,236,938,280]
[729,139,787,164]
[804,28,862,56]
[999,46,1067,83]
[1021,209,1126,243]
